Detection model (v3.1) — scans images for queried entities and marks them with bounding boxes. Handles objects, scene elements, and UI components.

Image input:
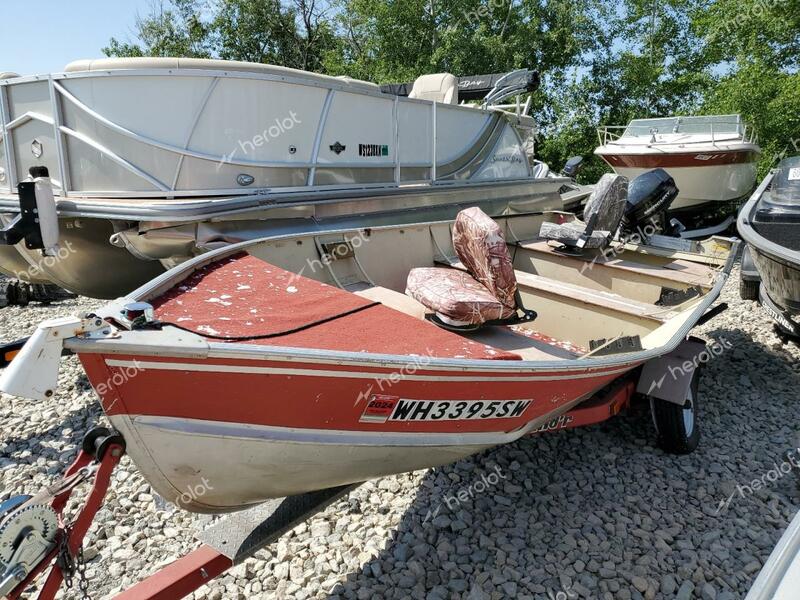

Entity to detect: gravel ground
[1,265,800,600]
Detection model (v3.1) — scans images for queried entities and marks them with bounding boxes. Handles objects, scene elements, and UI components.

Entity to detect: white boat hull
[608,162,758,209]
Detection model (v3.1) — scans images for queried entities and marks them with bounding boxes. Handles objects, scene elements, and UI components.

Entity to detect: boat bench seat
[434,255,676,322]
[514,270,677,322]
[515,240,716,288]
[347,282,429,319]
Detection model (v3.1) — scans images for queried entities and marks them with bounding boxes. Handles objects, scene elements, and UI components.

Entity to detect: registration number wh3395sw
[359,396,533,424]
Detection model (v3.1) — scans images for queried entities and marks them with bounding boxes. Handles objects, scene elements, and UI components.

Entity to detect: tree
[104,0,339,73]
[103,0,212,58]
[103,0,799,181]
[211,0,299,65]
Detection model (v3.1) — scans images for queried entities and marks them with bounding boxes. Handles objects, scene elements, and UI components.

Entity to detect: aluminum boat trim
[0,177,559,221]
[103,358,637,382]
[131,414,546,447]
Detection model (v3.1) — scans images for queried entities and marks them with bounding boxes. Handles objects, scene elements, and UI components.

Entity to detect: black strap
[142,301,381,342]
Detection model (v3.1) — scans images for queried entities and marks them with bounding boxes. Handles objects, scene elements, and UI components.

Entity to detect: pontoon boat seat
[406,207,521,327]
[539,173,628,249]
[64,58,381,94]
[408,73,459,105]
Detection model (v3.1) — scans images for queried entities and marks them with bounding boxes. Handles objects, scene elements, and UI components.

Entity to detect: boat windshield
[623,115,744,138]
[771,157,800,206]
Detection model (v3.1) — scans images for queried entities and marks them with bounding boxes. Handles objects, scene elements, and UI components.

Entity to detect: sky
[0,0,153,76]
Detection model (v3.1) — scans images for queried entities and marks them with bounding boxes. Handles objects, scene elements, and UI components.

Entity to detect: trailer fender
[636,337,709,406]
[740,246,760,283]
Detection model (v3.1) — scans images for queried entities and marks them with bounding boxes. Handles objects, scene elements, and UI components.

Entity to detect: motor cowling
[620,168,679,236]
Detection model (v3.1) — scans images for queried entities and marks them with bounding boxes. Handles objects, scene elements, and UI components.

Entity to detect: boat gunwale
[738,171,800,269]
[69,215,740,373]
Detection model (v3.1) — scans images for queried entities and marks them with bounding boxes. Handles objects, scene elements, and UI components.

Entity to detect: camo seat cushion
[405,268,508,326]
[451,207,518,314]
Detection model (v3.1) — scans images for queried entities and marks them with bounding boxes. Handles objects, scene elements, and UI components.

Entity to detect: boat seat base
[347,283,428,319]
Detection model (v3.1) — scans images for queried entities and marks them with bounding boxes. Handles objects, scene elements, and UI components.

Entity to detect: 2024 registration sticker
[359,395,532,424]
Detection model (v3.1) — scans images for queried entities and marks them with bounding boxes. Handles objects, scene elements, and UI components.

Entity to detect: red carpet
[152,253,521,360]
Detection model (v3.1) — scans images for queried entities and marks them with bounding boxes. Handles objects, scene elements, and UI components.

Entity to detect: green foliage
[103,0,800,181]
[702,60,800,177]
[103,0,212,58]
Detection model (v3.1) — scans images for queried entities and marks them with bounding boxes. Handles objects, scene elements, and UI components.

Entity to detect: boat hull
[749,245,800,316]
[597,159,758,210]
[737,172,800,333]
[79,352,633,512]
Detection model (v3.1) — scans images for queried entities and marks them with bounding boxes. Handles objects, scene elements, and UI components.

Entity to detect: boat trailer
[0,328,719,599]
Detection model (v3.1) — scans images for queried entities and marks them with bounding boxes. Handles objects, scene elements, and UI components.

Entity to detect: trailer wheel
[739,278,759,301]
[650,367,701,455]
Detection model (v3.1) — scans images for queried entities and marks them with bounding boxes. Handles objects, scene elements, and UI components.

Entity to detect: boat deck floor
[150,253,546,361]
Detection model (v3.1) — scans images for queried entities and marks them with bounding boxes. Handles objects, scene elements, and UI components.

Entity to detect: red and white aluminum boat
[596,115,760,219]
[1,205,737,514]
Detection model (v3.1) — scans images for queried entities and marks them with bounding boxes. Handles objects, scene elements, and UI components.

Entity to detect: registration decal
[359,396,533,424]
[389,399,532,422]
[359,395,400,423]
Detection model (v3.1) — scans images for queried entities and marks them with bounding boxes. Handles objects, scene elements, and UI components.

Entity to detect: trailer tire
[650,367,701,455]
[739,278,759,301]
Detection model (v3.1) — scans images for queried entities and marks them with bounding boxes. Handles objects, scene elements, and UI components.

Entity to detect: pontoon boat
[0,59,564,298]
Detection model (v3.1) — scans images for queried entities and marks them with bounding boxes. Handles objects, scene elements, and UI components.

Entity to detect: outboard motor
[562,156,585,179]
[620,168,680,238]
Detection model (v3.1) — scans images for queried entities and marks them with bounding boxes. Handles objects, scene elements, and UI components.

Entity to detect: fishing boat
[595,115,760,229]
[1,171,737,512]
[738,157,800,338]
[0,60,564,298]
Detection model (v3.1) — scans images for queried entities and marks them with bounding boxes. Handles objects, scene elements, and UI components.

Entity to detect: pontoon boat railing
[0,69,535,200]
[597,115,758,147]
